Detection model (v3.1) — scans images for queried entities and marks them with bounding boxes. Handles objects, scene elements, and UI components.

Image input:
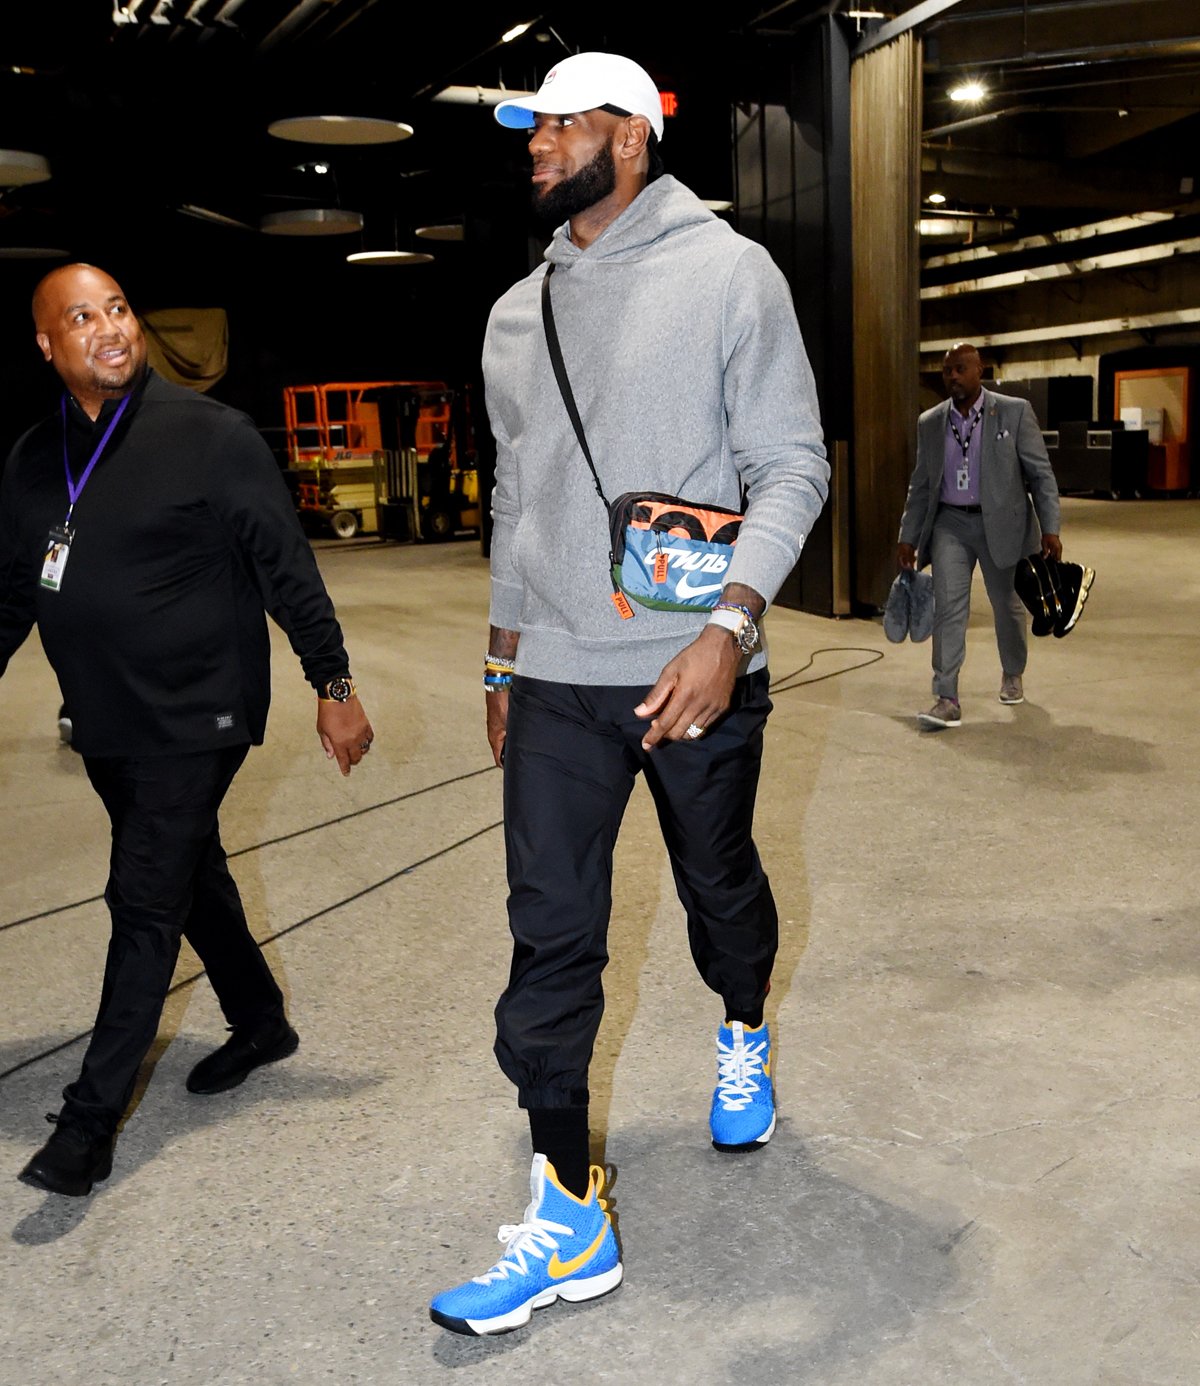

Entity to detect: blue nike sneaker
[430,1153,622,1336]
[710,1019,776,1152]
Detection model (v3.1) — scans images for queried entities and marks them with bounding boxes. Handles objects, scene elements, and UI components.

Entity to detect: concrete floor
[1,497,1197,1385]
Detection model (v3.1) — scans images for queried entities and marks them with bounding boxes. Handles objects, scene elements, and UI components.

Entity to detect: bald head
[944,342,982,367]
[33,263,146,419]
[942,342,984,410]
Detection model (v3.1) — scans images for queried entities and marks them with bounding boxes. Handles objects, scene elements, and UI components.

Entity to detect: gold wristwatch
[707,604,760,655]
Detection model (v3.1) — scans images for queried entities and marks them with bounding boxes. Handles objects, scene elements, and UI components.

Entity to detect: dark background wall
[0,27,737,461]
[733,19,853,615]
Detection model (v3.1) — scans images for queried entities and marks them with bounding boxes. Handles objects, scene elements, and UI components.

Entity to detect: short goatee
[532,141,617,225]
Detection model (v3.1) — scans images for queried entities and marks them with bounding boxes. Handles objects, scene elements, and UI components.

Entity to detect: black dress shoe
[19,1118,115,1197]
[186,1019,299,1095]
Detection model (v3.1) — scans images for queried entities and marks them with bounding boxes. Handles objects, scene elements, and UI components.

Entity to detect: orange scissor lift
[283,380,480,540]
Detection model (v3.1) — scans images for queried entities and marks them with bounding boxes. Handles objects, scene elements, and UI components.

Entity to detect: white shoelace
[715,1033,768,1112]
[472,1215,574,1285]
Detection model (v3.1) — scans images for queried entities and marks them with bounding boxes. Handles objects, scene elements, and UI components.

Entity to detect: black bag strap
[541,264,610,509]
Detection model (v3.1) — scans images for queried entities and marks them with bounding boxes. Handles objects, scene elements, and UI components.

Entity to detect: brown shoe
[917,697,961,729]
[999,674,1024,704]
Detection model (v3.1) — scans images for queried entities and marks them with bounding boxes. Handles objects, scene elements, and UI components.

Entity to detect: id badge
[956,465,971,492]
[39,527,72,591]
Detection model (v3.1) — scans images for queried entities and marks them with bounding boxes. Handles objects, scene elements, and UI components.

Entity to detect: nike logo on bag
[547,1226,607,1279]
[675,574,724,599]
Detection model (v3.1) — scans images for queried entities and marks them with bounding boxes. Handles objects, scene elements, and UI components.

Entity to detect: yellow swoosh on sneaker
[547,1225,608,1280]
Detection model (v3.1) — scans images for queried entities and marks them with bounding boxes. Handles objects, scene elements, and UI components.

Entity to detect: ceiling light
[0,150,51,186]
[415,224,465,241]
[919,218,971,238]
[846,9,885,17]
[267,115,414,145]
[178,204,255,231]
[927,192,947,205]
[260,208,364,236]
[919,215,1014,240]
[432,85,535,108]
[949,81,986,103]
[346,250,434,265]
[0,246,69,260]
[502,20,535,43]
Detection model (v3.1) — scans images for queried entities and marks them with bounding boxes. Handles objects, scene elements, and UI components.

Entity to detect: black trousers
[62,745,285,1137]
[495,671,778,1109]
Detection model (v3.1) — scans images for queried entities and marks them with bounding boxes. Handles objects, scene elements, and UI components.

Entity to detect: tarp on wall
[142,307,228,392]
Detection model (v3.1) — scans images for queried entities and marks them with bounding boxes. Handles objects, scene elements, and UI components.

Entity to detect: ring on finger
[359,741,372,752]
[684,722,705,740]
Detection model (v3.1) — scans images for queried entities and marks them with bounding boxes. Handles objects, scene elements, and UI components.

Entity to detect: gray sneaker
[917,697,961,729]
[999,674,1024,704]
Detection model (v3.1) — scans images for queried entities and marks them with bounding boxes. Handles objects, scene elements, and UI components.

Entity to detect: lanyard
[61,391,131,530]
[948,403,981,461]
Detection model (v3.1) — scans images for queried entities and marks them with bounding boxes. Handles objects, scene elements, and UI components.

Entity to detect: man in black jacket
[2,263,374,1196]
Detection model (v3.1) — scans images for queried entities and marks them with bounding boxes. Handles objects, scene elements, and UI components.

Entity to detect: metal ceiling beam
[856,0,966,57]
[925,0,1181,25]
[210,0,251,24]
[932,34,1200,71]
[924,213,1183,269]
[921,306,1200,354]
[921,102,1168,141]
[258,0,341,53]
[921,237,1200,299]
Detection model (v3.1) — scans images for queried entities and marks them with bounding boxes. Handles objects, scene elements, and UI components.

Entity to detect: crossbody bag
[541,263,743,619]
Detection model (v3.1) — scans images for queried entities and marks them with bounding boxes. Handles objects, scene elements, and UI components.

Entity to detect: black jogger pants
[494,671,778,1109]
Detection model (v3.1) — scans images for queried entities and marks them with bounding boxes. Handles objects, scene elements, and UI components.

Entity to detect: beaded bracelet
[484,651,516,670]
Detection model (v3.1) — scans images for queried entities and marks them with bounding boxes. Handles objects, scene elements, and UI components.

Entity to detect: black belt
[940,503,983,514]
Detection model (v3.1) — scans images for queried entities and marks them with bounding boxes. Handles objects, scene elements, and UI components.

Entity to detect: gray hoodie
[485,174,829,685]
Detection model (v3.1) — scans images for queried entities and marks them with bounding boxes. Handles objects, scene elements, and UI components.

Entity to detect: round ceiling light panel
[0,150,51,186]
[0,245,69,259]
[414,224,465,242]
[260,208,364,236]
[346,250,434,265]
[268,115,414,145]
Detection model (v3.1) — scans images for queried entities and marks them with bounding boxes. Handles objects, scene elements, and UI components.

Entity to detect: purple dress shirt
[940,393,985,505]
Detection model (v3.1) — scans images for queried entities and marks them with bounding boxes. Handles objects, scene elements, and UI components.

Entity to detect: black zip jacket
[0,370,349,757]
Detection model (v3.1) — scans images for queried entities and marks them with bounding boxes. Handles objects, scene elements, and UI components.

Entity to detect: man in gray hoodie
[430,52,829,1337]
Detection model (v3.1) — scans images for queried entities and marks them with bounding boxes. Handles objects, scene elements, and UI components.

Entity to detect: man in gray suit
[897,342,1061,728]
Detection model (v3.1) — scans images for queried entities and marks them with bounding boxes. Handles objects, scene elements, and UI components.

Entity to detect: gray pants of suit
[930,506,1027,700]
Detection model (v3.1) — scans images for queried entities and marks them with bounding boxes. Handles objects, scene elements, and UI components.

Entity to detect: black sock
[527,1106,591,1199]
[725,1006,765,1029]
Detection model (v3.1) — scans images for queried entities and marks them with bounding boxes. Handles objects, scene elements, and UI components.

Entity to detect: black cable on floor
[769,647,885,695]
[0,763,496,935]
[0,818,504,1085]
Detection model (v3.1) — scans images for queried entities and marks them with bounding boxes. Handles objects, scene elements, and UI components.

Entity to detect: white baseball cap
[494,52,665,141]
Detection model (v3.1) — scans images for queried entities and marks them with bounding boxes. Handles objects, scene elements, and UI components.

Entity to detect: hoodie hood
[544,175,719,266]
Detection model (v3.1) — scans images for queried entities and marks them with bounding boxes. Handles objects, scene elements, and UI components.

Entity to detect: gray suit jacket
[897,389,1061,570]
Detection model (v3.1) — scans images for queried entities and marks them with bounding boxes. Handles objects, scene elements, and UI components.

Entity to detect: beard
[532,141,617,225]
[87,335,146,394]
